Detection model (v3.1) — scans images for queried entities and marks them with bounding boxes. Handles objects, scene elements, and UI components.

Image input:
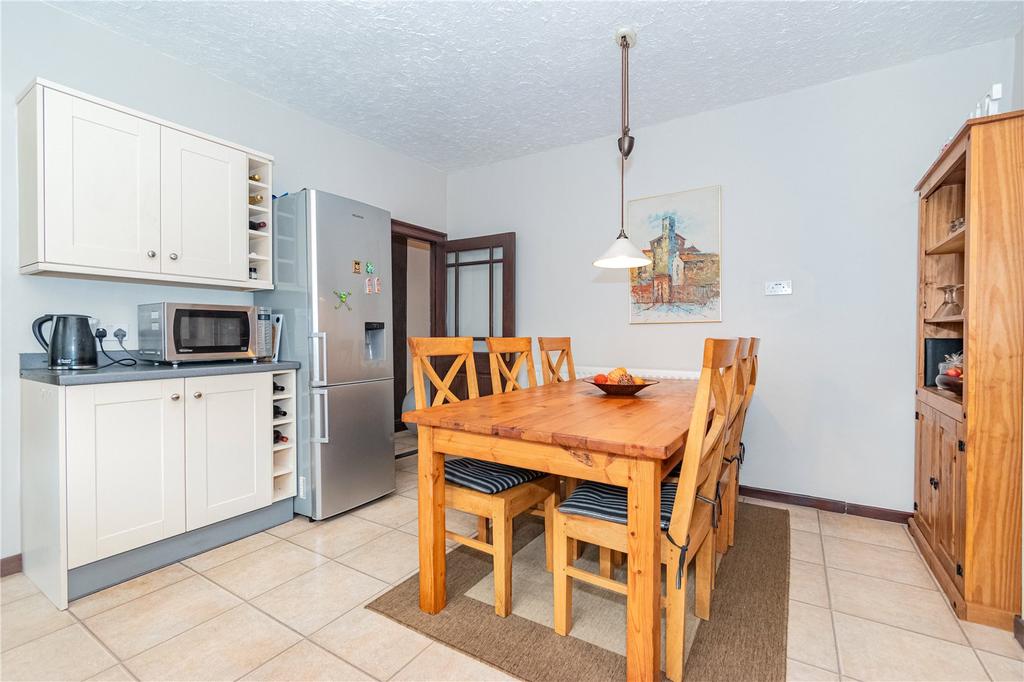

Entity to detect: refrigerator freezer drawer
[311,379,395,519]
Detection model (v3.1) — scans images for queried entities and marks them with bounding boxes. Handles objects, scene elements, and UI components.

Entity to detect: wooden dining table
[403,377,699,682]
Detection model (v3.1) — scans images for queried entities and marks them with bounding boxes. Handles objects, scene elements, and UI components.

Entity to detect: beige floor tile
[821,535,934,588]
[790,560,829,608]
[266,515,320,539]
[818,512,913,550]
[977,650,1024,681]
[397,455,418,471]
[1,592,76,652]
[70,563,194,619]
[743,498,821,533]
[961,621,1024,661]
[203,540,328,599]
[1,573,39,605]
[337,529,421,583]
[833,612,985,681]
[826,568,966,644]
[311,607,431,680]
[350,494,420,528]
[86,664,135,681]
[83,574,240,659]
[242,640,373,681]
[791,529,824,565]
[251,561,387,635]
[0,624,116,682]
[393,642,516,681]
[395,470,419,492]
[787,658,840,681]
[399,485,418,501]
[787,600,837,672]
[399,507,480,539]
[289,514,392,558]
[124,604,299,681]
[181,532,278,572]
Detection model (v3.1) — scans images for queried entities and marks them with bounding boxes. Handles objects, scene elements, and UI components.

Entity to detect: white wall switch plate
[764,280,793,296]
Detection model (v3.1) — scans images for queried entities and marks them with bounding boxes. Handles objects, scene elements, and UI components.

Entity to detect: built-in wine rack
[247,156,273,288]
[271,369,296,502]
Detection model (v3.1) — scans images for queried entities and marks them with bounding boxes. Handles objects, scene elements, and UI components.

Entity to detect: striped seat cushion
[444,458,546,494]
[558,481,678,530]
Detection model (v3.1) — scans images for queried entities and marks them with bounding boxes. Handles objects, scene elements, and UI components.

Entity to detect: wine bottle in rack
[274,405,288,418]
[249,193,264,205]
[273,383,285,392]
[274,430,289,444]
[249,173,262,182]
[249,220,267,230]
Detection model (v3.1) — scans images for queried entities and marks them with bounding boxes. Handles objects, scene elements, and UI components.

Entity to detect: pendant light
[593,28,652,269]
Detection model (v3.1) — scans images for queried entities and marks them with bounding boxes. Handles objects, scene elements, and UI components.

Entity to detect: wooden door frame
[391,219,447,431]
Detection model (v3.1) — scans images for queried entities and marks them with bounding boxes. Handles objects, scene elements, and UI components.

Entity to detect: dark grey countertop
[20,353,300,386]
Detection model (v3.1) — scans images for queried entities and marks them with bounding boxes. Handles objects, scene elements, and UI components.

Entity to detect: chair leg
[696,536,713,621]
[492,502,513,618]
[553,513,573,636]
[599,547,613,578]
[727,467,739,547]
[715,485,730,556]
[611,550,626,567]
[665,548,687,682]
[563,478,586,559]
[477,516,489,543]
[543,491,557,572]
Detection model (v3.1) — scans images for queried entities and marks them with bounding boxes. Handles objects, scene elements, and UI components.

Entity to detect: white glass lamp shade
[593,234,652,269]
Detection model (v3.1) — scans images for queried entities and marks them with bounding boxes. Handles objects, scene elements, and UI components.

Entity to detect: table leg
[626,459,661,682]
[417,425,446,613]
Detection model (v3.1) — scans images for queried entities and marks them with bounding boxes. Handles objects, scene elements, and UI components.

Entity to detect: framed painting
[627,185,722,324]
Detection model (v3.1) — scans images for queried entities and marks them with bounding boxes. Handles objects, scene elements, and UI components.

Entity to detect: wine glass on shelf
[934,284,964,318]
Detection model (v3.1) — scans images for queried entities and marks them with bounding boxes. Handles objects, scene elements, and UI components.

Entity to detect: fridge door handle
[311,388,329,443]
[310,332,327,386]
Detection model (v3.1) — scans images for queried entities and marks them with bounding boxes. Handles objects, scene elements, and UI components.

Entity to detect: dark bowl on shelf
[935,374,964,395]
[583,378,659,396]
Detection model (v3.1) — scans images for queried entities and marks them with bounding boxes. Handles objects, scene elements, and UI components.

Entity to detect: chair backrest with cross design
[537,337,576,384]
[485,337,537,394]
[666,337,739,547]
[408,337,480,409]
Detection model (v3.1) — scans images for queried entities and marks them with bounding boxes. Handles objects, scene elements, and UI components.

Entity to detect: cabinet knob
[147,250,157,258]
[169,253,179,261]
[170,393,180,401]
[193,391,203,399]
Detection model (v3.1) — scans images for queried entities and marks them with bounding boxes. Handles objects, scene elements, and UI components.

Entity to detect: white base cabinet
[20,369,293,608]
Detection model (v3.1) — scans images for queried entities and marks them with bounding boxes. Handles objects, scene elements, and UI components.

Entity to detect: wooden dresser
[910,110,1023,630]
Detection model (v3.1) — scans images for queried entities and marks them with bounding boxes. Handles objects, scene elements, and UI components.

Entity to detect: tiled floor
[2,475,1021,681]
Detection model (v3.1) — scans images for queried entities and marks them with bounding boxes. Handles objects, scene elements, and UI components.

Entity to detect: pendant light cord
[618,35,629,239]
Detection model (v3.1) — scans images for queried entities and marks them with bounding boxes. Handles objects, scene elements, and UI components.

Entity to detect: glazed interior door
[436,233,515,397]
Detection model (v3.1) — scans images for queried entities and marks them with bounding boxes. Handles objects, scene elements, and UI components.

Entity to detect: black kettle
[32,314,98,370]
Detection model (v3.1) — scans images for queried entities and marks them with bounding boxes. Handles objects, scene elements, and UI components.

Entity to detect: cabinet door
[934,411,965,584]
[160,128,247,281]
[66,380,185,568]
[914,403,935,540]
[43,89,161,272]
[185,373,272,530]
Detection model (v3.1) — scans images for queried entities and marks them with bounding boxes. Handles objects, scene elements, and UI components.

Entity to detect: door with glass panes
[434,233,515,397]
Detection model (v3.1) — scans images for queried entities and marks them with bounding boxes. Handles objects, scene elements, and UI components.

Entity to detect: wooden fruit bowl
[584,378,659,396]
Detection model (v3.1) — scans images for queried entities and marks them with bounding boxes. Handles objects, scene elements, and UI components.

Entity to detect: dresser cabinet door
[160,128,247,281]
[913,403,936,541]
[933,411,965,586]
[65,380,186,568]
[42,89,161,272]
[184,373,272,530]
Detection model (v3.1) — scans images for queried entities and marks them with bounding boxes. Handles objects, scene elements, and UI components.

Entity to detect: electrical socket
[764,280,793,296]
[101,321,132,347]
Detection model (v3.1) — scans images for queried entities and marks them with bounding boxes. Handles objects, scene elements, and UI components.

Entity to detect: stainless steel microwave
[137,303,256,364]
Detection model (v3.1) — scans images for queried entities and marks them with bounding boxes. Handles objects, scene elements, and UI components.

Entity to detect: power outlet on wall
[98,321,132,348]
[764,280,793,296]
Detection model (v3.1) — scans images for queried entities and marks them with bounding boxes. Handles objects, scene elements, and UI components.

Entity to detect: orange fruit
[594,374,609,384]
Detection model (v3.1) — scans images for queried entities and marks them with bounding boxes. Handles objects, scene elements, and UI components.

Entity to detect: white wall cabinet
[17,79,272,291]
[65,379,186,569]
[184,373,272,530]
[21,369,293,607]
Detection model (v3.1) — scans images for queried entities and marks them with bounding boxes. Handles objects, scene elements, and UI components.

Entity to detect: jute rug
[368,502,789,681]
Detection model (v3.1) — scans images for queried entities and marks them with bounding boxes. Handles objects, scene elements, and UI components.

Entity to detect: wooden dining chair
[717,337,760,553]
[551,337,739,682]
[408,336,559,617]
[538,337,576,384]
[486,337,537,394]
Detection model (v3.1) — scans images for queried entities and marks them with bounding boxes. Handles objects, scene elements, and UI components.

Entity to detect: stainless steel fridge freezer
[256,189,395,520]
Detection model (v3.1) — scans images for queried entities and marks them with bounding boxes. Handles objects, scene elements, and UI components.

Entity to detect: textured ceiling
[50,1,1023,170]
